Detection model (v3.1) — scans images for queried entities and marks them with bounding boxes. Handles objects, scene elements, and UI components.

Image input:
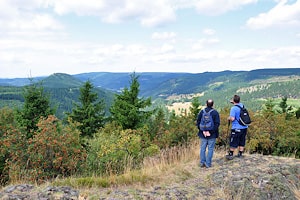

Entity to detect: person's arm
[196,110,203,128]
[228,107,236,122]
[228,116,235,122]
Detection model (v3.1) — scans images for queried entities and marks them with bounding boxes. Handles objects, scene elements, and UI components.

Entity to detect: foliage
[167,113,198,147]
[148,107,169,148]
[0,70,300,185]
[2,70,300,115]
[15,82,54,138]
[246,100,300,158]
[216,107,232,148]
[68,81,106,138]
[109,73,152,129]
[189,97,201,120]
[85,122,159,176]
[0,107,18,184]
[2,115,86,183]
[279,96,288,113]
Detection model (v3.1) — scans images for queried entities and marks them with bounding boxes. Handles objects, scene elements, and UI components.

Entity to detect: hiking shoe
[235,154,244,158]
[225,155,234,160]
[199,163,206,168]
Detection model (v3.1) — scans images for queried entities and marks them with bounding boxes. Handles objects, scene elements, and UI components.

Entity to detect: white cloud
[193,0,258,16]
[203,28,216,36]
[246,0,300,29]
[0,0,299,77]
[192,38,220,50]
[3,0,259,29]
[0,0,261,31]
[50,0,176,27]
[160,44,175,53]
[152,32,177,40]
[0,1,63,35]
[51,0,106,15]
[7,14,63,31]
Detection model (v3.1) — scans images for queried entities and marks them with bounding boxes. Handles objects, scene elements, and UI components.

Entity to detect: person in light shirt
[226,95,248,160]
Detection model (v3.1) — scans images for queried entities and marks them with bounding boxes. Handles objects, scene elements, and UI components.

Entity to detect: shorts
[229,128,247,148]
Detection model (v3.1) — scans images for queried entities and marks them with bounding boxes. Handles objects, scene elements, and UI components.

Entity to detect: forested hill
[72,68,300,111]
[0,73,115,119]
[72,68,300,97]
[41,73,83,88]
[1,68,300,115]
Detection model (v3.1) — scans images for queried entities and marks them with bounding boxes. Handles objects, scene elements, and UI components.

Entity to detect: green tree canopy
[109,73,152,130]
[68,81,106,138]
[15,82,54,138]
[189,97,201,120]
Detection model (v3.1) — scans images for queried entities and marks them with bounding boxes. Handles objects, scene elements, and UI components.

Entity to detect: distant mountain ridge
[0,73,115,118]
[41,73,83,88]
[1,68,300,115]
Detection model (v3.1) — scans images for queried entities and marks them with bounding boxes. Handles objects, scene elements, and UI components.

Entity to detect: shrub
[85,123,159,176]
[3,115,86,183]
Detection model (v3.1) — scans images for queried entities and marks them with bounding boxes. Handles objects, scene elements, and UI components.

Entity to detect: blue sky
[1,0,300,78]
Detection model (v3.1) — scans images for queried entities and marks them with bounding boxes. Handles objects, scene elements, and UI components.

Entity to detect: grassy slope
[4,141,298,199]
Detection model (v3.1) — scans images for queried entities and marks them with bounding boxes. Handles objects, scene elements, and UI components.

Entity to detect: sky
[1,0,300,78]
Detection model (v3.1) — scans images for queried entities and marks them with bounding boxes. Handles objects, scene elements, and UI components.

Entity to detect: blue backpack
[199,109,214,131]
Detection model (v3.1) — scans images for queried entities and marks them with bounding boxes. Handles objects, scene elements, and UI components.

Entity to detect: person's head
[231,94,240,103]
[206,99,214,107]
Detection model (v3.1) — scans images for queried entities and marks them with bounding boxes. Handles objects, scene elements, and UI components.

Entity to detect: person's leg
[200,138,208,166]
[237,128,247,157]
[226,129,238,160]
[206,138,216,167]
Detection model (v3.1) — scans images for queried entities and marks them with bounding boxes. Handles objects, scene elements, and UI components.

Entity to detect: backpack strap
[235,105,244,109]
[203,108,214,113]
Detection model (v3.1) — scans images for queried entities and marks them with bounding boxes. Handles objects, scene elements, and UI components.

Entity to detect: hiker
[196,99,220,168]
[226,94,249,160]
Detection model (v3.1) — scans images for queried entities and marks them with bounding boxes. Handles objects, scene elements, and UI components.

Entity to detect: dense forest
[0,72,299,186]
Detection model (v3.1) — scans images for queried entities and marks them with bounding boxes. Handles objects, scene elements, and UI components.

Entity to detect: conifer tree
[190,97,201,119]
[149,107,167,142]
[68,81,106,138]
[15,82,54,138]
[109,73,152,130]
[279,96,288,113]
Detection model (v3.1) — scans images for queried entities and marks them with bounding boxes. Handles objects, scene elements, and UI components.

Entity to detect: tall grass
[53,140,201,188]
[142,140,199,173]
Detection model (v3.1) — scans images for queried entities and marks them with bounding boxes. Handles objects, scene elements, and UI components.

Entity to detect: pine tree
[279,96,288,113]
[190,97,201,120]
[15,82,54,138]
[68,81,106,138]
[109,73,152,130]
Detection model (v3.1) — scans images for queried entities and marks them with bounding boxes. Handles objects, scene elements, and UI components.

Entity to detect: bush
[0,107,24,184]
[85,122,159,176]
[3,115,86,183]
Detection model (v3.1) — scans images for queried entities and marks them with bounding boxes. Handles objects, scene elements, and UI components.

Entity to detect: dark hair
[233,95,240,103]
[206,99,214,107]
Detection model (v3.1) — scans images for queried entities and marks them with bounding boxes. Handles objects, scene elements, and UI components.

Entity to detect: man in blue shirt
[226,95,248,160]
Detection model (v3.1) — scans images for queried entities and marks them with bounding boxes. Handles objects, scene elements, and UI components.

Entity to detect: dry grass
[53,140,202,188]
[49,142,300,200]
[53,140,228,194]
[4,141,299,199]
[288,182,300,200]
[166,102,193,115]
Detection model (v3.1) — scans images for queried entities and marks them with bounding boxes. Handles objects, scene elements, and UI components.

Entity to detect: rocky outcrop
[0,154,299,199]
